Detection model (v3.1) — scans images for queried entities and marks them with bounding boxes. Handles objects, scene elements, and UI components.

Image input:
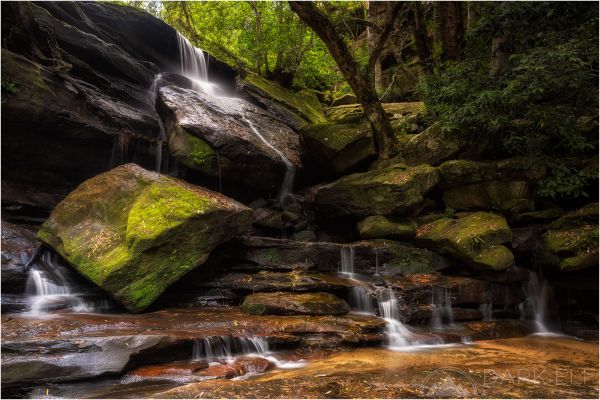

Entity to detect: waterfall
[339,245,356,278]
[176,32,219,96]
[148,73,166,173]
[24,250,112,316]
[241,114,295,202]
[192,336,305,369]
[376,288,418,348]
[479,303,493,321]
[350,285,376,314]
[430,286,454,330]
[519,270,551,333]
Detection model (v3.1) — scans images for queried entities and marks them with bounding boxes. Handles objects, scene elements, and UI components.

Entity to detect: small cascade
[350,285,376,314]
[148,73,166,173]
[192,336,305,370]
[241,114,295,202]
[376,288,421,349]
[24,250,112,316]
[430,286,454,330]
[176,32,219,95]
[519,270,552,333]
[339,245,356,278]
[479,303,493,321]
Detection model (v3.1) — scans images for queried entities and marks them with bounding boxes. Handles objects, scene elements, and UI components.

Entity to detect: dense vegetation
[126,0,598,199]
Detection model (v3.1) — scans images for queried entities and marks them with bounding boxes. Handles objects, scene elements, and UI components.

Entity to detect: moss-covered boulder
[240,292,350,316]
[235,72,326,130]
[394,123,465,167]
[303,103,426,176]
[37,164,253,312]
[357,215,418,240]
[538,204,599,272]
[442,181,535,213]
[315,164,439,217]
[330,93,357,106]
[415,212,514,271]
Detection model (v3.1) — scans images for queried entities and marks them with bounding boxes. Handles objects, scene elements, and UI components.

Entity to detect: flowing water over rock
[241,114,295,202]
[430,286,454,330]
[176,32,219,96]
[519,270,552,333]
[24,250,112,316]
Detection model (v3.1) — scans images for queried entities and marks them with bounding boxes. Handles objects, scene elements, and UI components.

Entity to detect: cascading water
[339,245,356,278]
[148,73,166,173]
[430,286,454,330]
[176,32,219,96]
[24,250,112,316]
[479,303,493,321]
[241,114,295,201]
[519,270,552,333]
[192,336,305,370]
[376,288,417,348]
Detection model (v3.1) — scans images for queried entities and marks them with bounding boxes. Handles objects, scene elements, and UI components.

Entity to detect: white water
[430,286,454,330]
[339,245,356,278]
[192,336,305,370]
[519,270,552,333]
[479,303,493,321]
[24,250,111,317]
[176,32,219,96]
[148,73,166,172]
[241,114,295,201]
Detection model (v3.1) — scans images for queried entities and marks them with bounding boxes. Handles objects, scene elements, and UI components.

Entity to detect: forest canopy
[123,0,598,199]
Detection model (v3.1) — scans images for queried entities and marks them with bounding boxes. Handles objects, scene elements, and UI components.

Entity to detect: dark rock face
[1,221,39,294]
[1,2,239,210]
[157,85,302,192]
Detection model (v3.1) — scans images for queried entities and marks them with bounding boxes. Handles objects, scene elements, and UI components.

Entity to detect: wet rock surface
[1,221,39,294]
[241,292,350,316]
[1,307,386,388]
[158,85,302,192]
[152,337,599,399]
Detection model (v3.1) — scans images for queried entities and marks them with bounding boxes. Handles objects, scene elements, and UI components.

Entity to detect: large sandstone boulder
[241,292,350,316]
[315,164,439,217]
[1,222,39,294]
[415,212,514,271]
[158,85,302,193]
[37,164,253,312]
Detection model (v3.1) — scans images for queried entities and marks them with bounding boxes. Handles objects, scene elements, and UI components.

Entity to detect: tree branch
[368,2,402,74]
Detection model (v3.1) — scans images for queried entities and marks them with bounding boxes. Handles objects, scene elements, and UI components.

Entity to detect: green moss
[416,212,514,270]
[543,225,598,255]
[169,127,217,174]
[245,72,325,124]
[357,215,417,240]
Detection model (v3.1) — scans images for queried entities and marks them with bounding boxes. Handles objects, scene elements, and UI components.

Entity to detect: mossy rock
[513,208,565,224]
[315,164,440,217]
[357,215,418,240]
[415,212,514,271]
[324,102,425,124]
[167,126,221,174]
[548,203,599,230]
[243,72,325,125]
[442,181,535,212]
[37,164,253,312]
[540,223,598,272]
[330,93,357,107]
[240,292,350,316]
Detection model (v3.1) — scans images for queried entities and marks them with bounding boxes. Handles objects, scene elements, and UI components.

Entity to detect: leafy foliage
[418,2,598,199]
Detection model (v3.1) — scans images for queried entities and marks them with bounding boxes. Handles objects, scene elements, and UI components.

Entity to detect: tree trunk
[490,35,509,76]
[410,2,433,75]
[289,1,393,159]
[438,1,465,61]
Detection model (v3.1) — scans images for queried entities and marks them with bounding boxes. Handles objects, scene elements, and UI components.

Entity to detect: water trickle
[24,250,112,316]
[339,245,356,278]
[176,32,219,96]
[430,286,454,330]
[479,303,493,321]
[241,114,295,202]
[519,270,551,333]
[148,73,166,172]
[350,285,376,315]
[216,150,222,193]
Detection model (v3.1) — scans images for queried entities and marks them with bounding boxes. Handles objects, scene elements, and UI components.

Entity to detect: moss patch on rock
[315,163,440,217]
[244,72,325,124]
[37,164,253,312]
[415,212,514,271]
[357,215,418,240]
[240,292,350,316]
